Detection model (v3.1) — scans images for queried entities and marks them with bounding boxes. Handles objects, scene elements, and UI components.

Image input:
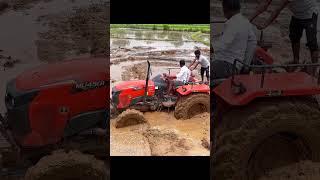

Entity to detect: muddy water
[110,28,210,156]
[0,0,96,62]
[110,112,210,156]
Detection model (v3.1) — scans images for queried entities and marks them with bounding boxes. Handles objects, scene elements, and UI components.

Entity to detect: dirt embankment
[110,112,210,156]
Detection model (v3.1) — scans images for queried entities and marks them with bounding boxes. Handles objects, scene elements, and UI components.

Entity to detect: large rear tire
[174,93,210,119]
[25,150,108,180]
[259,161,320,180]
[115,109,146,128]
[212,97,320,180]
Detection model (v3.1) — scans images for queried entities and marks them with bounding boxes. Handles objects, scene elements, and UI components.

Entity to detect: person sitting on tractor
[211,0,257,79]
[250,0,319,75]
[189,50,210,83]
[164,60,191,95]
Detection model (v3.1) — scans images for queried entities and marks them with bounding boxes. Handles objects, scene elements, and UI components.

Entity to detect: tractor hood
[113,80,155,92]
[14,58,108,91]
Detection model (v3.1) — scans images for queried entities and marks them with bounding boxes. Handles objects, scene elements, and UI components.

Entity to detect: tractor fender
[176,84,210,96]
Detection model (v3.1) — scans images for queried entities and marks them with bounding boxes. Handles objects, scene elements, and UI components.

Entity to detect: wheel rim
[247,132,311,179]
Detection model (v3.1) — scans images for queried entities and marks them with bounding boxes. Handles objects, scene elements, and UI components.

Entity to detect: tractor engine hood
[14,58,108,91]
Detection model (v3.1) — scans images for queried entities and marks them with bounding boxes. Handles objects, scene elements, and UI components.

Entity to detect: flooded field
[110,27,210,156]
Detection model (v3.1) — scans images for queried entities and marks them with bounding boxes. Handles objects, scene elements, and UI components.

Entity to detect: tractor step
[162,100,176,107]
[162,95,178,107]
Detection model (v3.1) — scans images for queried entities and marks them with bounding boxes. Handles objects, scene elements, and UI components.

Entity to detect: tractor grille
[111,87,120,107]
[5,80,37,136]
[7,105,31,136]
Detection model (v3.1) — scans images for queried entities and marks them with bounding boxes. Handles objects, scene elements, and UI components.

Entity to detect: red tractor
[211,27,320,179]
[0,57,109,179]
[111,61,210,128]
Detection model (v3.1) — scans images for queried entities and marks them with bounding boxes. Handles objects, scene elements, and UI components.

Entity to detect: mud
[36,1,109,61]
[25,150,108,180]
[259,161,320,180]
[110,112,210,156]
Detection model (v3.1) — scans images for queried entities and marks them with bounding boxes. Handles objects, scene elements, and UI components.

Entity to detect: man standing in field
[250,0,319,74]
[211,0,257,79]
[189,50,210,83]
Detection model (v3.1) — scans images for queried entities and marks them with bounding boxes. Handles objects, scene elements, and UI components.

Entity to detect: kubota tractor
[211,25,320,180]
[111,60,210,128]
[0,57,109,179]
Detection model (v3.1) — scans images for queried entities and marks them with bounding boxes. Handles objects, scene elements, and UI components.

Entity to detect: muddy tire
[115,109,146,128]
[174,93,210,119]
[259,161,320,180]
[25,150,108,180]
[212,97,320,180]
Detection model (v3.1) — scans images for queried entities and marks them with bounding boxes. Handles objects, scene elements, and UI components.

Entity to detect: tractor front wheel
[115,109,146,128]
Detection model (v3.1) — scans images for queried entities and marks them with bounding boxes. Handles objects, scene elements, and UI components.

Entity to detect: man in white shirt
[250,0,318,74]
[211,0,257,79]
[166,60,190,95]
[189,50,210,83]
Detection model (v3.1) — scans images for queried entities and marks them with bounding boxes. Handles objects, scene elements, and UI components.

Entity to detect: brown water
[110,112,210,156]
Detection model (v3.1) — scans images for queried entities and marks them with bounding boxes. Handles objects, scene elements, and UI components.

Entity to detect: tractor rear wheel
[212,97,320,180]
[174,93,210,119]
[115,109,146,128]
[259,161,320,180]
[25,150,108,180]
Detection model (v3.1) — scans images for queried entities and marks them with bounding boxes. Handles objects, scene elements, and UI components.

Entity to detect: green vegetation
[190,32,209,46]
[111,24,210,33]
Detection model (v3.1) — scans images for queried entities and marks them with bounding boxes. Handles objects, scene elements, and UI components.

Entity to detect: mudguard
[176,84,210,96]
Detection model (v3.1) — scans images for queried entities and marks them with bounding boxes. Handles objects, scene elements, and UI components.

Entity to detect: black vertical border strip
[111,157,210,179]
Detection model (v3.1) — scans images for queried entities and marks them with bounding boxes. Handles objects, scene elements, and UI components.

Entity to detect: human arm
[188,59,197,69]
[190,61,200,71]
[253,0,289,30]
[250,0,273,22]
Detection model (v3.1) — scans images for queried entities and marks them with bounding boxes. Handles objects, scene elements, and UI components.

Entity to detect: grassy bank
[111,24,210,33]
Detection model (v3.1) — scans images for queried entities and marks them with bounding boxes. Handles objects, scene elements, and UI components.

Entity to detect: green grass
[190,32,210,46]
[111,24,210,33]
